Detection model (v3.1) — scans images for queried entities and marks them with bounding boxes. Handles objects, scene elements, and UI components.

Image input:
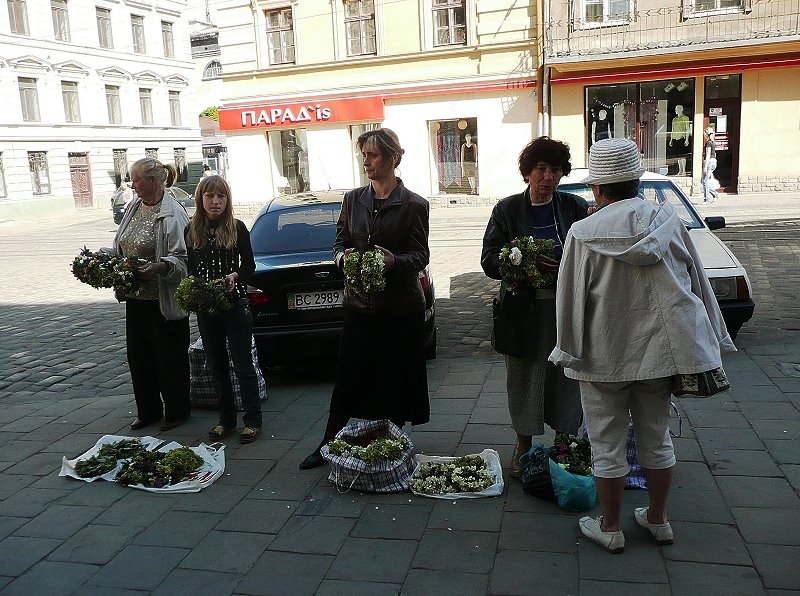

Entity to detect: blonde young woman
[108,157,191,431]
[186,175,262,444]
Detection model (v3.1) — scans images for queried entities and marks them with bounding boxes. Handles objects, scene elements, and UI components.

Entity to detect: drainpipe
[537,0,551,137]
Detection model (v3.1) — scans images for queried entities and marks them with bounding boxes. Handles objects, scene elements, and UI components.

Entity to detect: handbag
[673,366,730,397]
[519,444,597,512]
[491,291,538,358]
[189,336,268,409]
[321,420,416,493]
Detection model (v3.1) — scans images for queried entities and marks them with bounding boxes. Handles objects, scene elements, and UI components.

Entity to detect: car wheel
[425,327,437,360]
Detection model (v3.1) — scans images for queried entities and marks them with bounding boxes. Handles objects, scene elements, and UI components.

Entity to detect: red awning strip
[550,55,800,86]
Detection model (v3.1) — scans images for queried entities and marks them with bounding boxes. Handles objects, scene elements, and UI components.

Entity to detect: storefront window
[268,128,308,194]
[586,79,695,177]
[351,123,380,186]
[429,118,477,195]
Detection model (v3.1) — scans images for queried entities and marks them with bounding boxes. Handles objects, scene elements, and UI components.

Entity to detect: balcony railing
[545,0,800,60]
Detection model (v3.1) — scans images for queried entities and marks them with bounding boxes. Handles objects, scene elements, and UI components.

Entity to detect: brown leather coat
[334,180,430,314]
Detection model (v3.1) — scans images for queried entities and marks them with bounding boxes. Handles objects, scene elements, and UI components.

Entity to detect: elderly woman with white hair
[549,138,735,554]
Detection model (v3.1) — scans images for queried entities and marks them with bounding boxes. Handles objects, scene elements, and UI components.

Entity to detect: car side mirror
[705,216,726,230]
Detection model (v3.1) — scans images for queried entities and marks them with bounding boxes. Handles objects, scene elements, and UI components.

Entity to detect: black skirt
[330,310,430,426]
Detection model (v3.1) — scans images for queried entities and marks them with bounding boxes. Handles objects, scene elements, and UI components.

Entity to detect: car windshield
[250,204,341,254]
[560,181,704,229]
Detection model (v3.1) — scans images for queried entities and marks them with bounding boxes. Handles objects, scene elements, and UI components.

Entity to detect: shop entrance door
[704,76,741,193]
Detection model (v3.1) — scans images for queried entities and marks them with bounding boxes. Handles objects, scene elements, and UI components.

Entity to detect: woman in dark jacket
[300,128,430,469]
[481,137,589,477]
[186,175,262,444]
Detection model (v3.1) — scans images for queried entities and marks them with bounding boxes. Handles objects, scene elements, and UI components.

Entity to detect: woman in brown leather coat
[300,128,430,469]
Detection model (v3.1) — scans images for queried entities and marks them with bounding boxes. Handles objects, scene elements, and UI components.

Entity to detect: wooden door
[69,153,93,207]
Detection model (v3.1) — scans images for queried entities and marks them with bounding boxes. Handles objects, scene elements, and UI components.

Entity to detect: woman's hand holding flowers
[374,245,395,269]
[535,253,560,274]
[136,261,167,280]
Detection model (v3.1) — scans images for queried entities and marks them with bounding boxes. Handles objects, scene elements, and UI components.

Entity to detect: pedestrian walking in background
[702,127,719,203]
[299,128,431,470]
[105,157,191,432]
[549,138,736,554]
[186,175,262,444]
[481,137,590,478]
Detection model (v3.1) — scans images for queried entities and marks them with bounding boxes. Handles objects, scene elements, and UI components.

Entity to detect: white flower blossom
[509,247,523,266]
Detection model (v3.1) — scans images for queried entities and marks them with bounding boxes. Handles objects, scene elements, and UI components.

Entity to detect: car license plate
[288,290,343,310]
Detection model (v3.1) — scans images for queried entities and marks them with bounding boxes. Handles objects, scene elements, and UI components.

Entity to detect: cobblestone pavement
[0,206,798,594]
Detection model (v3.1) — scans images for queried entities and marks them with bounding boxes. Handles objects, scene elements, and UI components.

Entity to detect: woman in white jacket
[549,138,735,554]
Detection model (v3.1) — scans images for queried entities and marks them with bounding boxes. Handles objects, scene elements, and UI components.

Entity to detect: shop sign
[219,97,384,131]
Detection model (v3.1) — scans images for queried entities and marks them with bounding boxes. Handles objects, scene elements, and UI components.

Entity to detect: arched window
[203,60,222,79]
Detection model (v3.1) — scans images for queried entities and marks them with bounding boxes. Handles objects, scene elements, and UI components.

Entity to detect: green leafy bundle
[343,249,386,295]
[409,455,496,495]
[550,433,593,476]
[327,437,407,464]
[71,246,141,294]
[116,446,204,488]
[175,276,232,315]
[74,439,146,478]
[498,236,556,294]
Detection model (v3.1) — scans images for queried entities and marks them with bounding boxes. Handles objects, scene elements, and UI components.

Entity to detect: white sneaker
[634,507,674,545]
[579,516,625,554]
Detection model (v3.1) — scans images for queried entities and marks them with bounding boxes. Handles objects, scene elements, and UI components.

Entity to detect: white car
[559,169,754,339]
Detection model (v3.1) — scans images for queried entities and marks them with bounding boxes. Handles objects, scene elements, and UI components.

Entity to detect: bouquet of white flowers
[343,249,386,295]
[498,236,556,294]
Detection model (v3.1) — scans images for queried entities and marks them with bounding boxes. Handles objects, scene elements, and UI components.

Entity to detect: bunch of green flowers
[343,249,386,295]
[71,246,141,294]
[550,433,593,476]
[498,236,556,294]
[327,437,407,464]
[409,455,496,495]
[74,439,146,478]
[116,446,204,488]
[175,276,232,315]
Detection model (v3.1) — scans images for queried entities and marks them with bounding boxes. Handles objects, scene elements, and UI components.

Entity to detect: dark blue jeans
[197,298,262,429]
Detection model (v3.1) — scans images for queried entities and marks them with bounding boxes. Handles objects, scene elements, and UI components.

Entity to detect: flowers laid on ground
[327,436,407,464]
[175,276,232,315]
[115,446,204,488]
[343,249,386,295]
[409,455,496,495]
[74,438,144,478]
[71,246,141,294]
[550,433,593,476]
[498,236,556,293]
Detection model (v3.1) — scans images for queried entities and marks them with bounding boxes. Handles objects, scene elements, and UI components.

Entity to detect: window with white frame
[203,60,222,79]
[28,151,51,195]
[105,85,121,124]
[61,81,80,122]
[168,91,181,126]
[265,8,295,65]
[18,77,40,122]
[691,0,744,12]
[51,0,70,41]
[96,7,113,48]
[432,0,466,46]
[345,0,376,56]
[174,148,188,182]
[161,21,174,57]
[581,0,630,24]
[8,0,29,34]
[0,153,6,198]
[131,15,145,53]
[139,88,153,125]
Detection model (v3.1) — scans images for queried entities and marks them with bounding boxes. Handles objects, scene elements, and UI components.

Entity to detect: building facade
[213,0,540,202]
[544,0,800,194]
[0,0,202,219]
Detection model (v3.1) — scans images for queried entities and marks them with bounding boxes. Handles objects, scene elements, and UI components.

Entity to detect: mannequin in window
[668,104,691,175]
[460,133,478,194]
[592,109,613,143]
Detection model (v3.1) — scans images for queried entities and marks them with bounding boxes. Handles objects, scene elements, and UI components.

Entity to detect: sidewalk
[0,203,798,594]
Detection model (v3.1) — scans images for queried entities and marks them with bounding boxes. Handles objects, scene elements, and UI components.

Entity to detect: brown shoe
[239,427,260,444]
[208,425,237,440]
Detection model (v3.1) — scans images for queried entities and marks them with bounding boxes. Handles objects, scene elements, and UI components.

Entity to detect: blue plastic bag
[548,458,598,512]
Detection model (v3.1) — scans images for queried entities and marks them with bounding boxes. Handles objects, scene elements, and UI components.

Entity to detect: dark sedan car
[247,191,436,367]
